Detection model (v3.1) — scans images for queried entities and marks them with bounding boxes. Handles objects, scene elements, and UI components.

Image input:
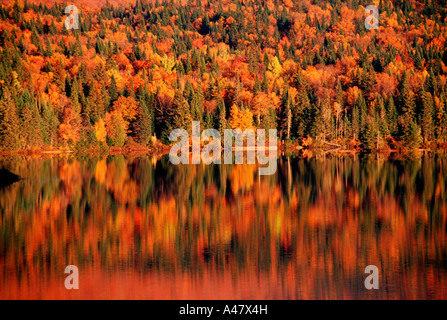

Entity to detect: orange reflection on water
[0,155,446,299]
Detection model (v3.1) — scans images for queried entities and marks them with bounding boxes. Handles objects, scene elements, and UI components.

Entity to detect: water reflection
[0,154,446,299]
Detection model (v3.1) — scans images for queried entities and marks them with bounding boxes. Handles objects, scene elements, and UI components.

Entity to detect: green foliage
[0,89,21,150]
[110,113,126,147]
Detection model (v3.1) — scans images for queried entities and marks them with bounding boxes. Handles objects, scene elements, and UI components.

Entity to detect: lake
[0,153,446,299]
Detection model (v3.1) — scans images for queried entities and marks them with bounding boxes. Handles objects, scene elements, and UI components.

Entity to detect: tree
[360,116,378,152]
[87,84,106,124]
[268,56,282,76]
[386,96,398,136]
[293,89,313,139]
[419,88,435,145]
[215,97,227,138]
[20,103,43,149]
[229,105,253,131]
[45,38,53,57]
[105,111,126,147]
[134,97,153,145]
[41,100,59,147]
[434,91,446,142]
[109,75,119,105]
[278,87,292,140]
[399,71,416,119]
[399,115,422,151]
[352,105,360,141]
[171,91,192,133]
[0,89,21,150]
[58,107,82,147]
[112,96,139,132]
[94,118,107,144]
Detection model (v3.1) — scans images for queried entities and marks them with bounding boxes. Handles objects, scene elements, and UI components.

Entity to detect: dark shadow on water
[0,168,20,188]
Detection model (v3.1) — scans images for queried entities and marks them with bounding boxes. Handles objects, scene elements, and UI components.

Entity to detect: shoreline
[1,143,446,158]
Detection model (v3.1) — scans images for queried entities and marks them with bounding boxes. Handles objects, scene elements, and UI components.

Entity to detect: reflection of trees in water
[0,154,446,298]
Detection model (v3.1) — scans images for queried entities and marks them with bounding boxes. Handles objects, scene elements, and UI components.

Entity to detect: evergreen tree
[386,96,398,136]
[41,100,59,147]
[20,103,42,149]
[278,87,292,140]
[352,104,360,141]
[172,91,192,133]
[360,115,378,152]
[110,112,126,147]
[399,71,416,118]
[135,97,153,145]
[0,89,21,150]
[215,97,227,138]
[44,38,53,57]
[419,87,435,144]
[109,75,119,105]
[435,90,446,142]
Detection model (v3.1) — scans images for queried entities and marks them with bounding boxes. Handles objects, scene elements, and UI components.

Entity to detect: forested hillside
[0,0,446,152]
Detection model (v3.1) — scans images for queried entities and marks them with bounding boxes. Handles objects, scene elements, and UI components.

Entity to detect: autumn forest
[1,0,447,301]
[0,0,446,153]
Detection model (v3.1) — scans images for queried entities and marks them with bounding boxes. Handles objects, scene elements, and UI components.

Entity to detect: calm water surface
[0,154,446,299]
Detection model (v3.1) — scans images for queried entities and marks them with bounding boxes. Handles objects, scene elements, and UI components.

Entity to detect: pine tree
[70,78,81,114]
[435,90,446,142]
[215,97,227,138]
[399,114,422,150]
[293,89,312,139]
[261,71,268,92]
[0,89,21,150]
[376,96,390,138]
[101,82,110,112]
[110,112,126,147]
[44,38,53,57]
[399,71,416,118]
[355,93,368,129]
[419,88,435,145]
[360,115,378,152]
[352,105,360,141]
[135,97,153,145]
[41,100,59,147]
[386,96,398,136]
[88,84,106,124]
[30,27,42,53]
[278,87,292,140]
[109,75,119,105]
[20,102,43,149]
[172,91,192,134]
[336,78,344,115]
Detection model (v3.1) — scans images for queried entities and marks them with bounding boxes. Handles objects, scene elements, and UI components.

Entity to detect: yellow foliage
[229,105,254,131]
[268,56,282,76]
[160,54,176,74]
[112,96,139,131]
[94,119,107,143]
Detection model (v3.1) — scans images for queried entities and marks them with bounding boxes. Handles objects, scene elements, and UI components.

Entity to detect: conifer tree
[135,97,153,145]
[386,96,398,136]
[278,87,292,140]
[20,103,43,149]
[419,87,435,144]
[0,88,21,150]
[360,115,378,152]
[109,75,119,105]
[399,71,416,118]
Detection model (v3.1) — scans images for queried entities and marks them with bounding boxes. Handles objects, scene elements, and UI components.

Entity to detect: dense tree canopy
[0,0,447,152]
